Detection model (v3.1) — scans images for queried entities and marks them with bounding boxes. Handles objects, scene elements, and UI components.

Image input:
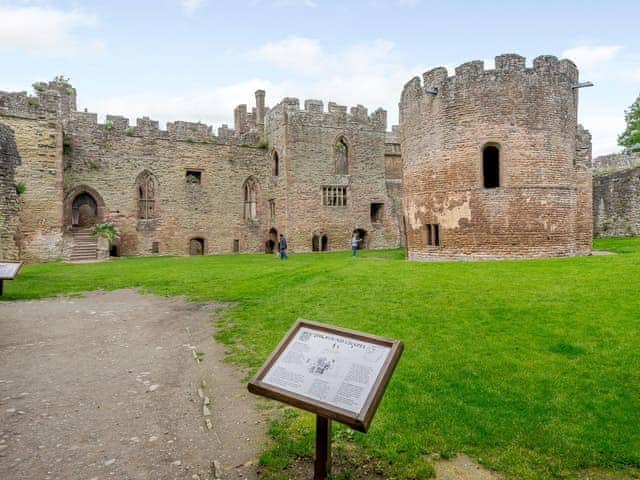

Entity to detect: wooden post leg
[314,415,332,480]
[0,280,3,296]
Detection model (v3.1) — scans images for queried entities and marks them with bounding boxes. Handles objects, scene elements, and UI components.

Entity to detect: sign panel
[0,262,21,280]
[248,319,403,432]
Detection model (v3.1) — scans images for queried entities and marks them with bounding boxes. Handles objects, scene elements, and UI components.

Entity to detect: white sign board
[0,262,21,280]
[263,327,391,414]
[248,319,403,432]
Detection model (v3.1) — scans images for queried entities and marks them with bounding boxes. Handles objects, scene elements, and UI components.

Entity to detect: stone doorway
[321,235,328,251]
[355,228,367,249]
[72,193,98,227]
[312,235,320,252]
[265,228,278,254]
[189,238,205,256]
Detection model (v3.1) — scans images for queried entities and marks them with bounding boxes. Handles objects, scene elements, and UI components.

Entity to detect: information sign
[0,261,22,296]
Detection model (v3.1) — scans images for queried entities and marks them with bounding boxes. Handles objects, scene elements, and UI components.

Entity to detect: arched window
[137,171,157,219]
[335,136,349,175]
[243,177,258,220]
[483,145,500,189]
[272,150,280,176]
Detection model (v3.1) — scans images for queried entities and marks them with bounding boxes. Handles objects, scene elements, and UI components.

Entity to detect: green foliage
[125,127,134,137]
[257,138,269,149]
[3,239,640,479]
[618,93,640,154]
[185,174,200,184]
[105,120,114,130]
[15,182,26,195]
[88,160,99,170]
[90,222,118,242]
[27,98,40,107]
[65,87,73,96]
[32,82,47,93]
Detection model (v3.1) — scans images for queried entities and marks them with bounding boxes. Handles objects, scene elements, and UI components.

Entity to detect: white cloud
[561,45,622,70]
[86,79,290,131]
[580,114,625,157]
[0,5,104,57]
[245,36,425,123]
[180,0,207,16]
[632,68,640,82]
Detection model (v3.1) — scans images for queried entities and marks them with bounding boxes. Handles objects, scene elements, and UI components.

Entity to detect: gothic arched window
[243,177,258,220]
[335,136,349,175]
[137,171,157,219]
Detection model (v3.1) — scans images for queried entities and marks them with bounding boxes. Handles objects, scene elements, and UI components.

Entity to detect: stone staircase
[70,228,98,261]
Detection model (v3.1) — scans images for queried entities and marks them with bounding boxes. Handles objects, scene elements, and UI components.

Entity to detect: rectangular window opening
[426,224,440,247]
[186,170,202,184]
[233,239,240,253]
[322,186,347,207]
[370,203,384,223]
[151,241,159,254]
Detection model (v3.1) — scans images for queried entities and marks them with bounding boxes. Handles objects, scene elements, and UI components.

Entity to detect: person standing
[351,231,361,257]
[279,234,288,260]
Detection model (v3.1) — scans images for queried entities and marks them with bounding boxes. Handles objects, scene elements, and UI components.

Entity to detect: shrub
[91,222,118,242]
[15,182,26,195]
[28,98,40,107]
[257,138,269,149]
[32,82,47,93]
[105,120,114,130]
[125,127,134,137]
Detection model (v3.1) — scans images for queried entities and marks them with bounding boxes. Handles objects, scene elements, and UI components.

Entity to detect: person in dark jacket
[278,234,288,260]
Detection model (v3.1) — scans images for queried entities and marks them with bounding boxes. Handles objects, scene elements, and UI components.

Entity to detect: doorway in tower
[355,229,368,249]
[265,228,278,253]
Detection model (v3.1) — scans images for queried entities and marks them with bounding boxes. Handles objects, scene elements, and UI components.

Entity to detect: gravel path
[0,289,267,480]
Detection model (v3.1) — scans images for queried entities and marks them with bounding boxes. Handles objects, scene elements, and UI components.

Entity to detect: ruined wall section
[63,111,273,256]
[593,153,640,171]
[0,124,21,260]
[265,98,400,252]
[400,53,588,260]
[0,86,65,262]
[593,166,640,237]
[384,127,404,246]
[575,125,593,253]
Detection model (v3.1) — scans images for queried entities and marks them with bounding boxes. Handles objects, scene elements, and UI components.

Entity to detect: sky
[1,0,639,156]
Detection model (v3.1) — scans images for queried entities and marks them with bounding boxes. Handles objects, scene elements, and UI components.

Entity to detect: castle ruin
[1,53,598,263]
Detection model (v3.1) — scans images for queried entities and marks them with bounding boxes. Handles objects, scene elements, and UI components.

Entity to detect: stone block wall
[593,166,640,237]
[0,124,21,260]
[265,98,401,252]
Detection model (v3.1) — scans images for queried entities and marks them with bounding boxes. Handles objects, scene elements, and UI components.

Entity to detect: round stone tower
[399,53,592,260]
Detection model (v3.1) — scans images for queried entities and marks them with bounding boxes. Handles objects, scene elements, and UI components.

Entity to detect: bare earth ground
[0,289,267,480]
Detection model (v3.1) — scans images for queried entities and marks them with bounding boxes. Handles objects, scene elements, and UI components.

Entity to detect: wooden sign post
[0,262,22,296]
[248,319,403,479]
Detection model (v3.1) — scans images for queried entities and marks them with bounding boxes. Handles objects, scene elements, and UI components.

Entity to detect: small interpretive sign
[0,262,21,280]
[248,319,403,432]
[0,261,22,296]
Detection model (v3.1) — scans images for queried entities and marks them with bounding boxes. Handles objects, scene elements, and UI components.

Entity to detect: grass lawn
[2,238,640,479]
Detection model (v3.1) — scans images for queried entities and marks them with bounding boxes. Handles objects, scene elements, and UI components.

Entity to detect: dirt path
[0,289,267,480]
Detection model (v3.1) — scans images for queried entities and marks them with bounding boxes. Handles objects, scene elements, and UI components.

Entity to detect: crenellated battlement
[266,97,387,131]
[401,53,579,109]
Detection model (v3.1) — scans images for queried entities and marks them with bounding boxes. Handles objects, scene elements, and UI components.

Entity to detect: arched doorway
[65,186,106,229]
[189,238,205,256]
[312,235,320,252]
[321,235,328,251]
[265,228,278,253]
[355,228,367,249]
[72,193,98,227]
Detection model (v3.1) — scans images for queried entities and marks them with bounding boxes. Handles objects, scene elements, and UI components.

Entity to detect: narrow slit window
[483,145,500,188]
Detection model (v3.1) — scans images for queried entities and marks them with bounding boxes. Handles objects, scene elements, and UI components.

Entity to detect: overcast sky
[1,0,639,156]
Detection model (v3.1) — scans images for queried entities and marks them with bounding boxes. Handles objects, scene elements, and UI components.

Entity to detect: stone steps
[70,229,98,261]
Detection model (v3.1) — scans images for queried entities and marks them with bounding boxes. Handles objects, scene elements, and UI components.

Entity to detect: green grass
[2,239,640,479]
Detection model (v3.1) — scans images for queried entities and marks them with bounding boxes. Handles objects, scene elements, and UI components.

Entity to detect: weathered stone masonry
[399,54,593,260]
[593,166,640,237]
[1,79,403,261]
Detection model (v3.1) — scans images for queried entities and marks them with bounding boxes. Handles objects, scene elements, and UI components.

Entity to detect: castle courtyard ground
[0,240,639,479]
[0,290,266,480]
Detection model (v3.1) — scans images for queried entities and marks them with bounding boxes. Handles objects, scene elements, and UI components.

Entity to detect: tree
[618,93,640,154]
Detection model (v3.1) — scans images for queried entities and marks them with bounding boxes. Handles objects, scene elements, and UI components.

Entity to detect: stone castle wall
[1,79,402,262]
[0,124,21,260]
[593,166,640,237]
[265,98,401,252]
[593,153,640,171]
[0,82,65,262]
[399,53,592,260]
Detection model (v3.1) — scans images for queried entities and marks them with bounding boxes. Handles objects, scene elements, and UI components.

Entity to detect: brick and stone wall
[0,124,21,260]
[593,166,640,237]
[593,153,640,171]
[399,53,592,260]
[265,98,401,252]
[0,84,65,262]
